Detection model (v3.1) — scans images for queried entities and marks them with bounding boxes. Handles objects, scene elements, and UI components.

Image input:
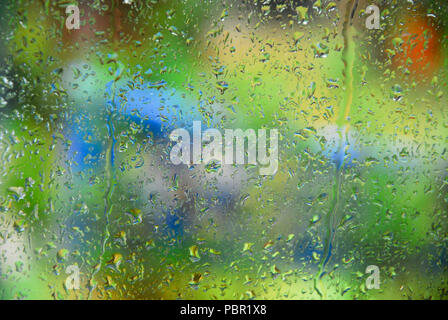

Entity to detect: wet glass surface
[0,0,447,300]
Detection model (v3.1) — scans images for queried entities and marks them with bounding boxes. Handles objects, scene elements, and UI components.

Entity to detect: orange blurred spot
[391,16,441,80]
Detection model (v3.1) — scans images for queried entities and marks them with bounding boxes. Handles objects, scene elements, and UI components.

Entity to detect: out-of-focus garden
[0,0,447,299]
